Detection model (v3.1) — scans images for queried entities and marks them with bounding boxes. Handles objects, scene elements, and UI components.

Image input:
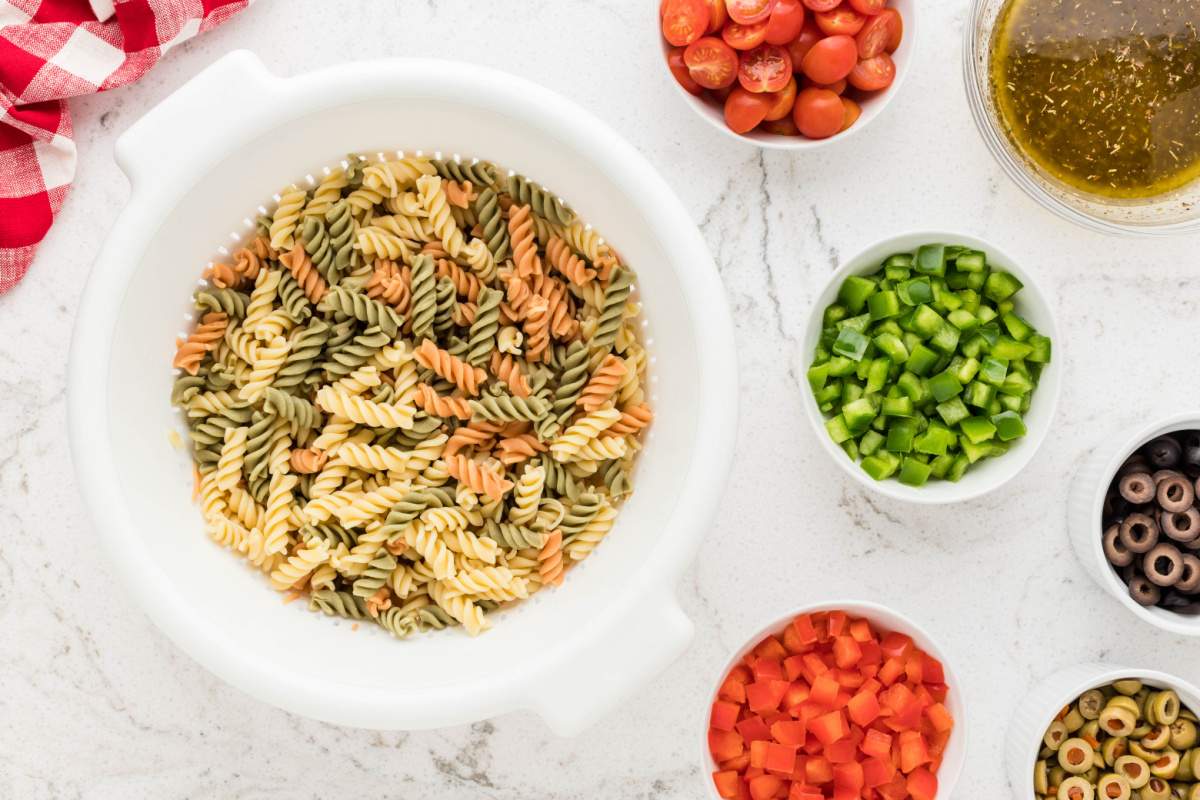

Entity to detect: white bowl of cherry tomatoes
[659,0,913,148]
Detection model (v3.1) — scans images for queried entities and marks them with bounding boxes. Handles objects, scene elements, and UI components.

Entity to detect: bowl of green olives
[1068,413,1200,636]
[1007,665,1200,800]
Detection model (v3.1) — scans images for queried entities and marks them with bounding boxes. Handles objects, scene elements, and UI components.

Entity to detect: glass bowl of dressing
[964,0,1200,235]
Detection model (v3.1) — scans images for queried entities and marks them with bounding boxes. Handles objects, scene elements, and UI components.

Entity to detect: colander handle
[114,50,276,185]
[527,590,694,737]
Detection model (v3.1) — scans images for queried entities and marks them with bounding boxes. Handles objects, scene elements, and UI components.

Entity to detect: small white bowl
[698,599,967,799]
[799,230,1062,504]
[656,0,918,150]
[1005,664,1200,800]
[1067,412,1200,636]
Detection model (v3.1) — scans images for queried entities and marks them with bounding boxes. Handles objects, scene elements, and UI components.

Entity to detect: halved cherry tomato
[763,76,797,120]
[738,43,792,92]
[856,7,901,57]
[685,36,739,88]
[848,0,885,14]
[764,0,806,44]
[703,0,729,31]
[667,47,705,95]
[792,87,843,138]
[722,19,769,50]
[662,0,710,46]
[724,86,774,132]
[815,5,865,35]
[882,7,903,51]
[848,52,895,91]
[727,0,776,24]
[801,0,840,10]
[785,22,823,70]
[839,97,861,131]
[801,34,857,83]
[808,77,846,94]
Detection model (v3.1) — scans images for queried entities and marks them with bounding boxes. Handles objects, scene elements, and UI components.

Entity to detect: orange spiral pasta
[452,302,477,327]
[411,383,473,420]
[279,243,328,303]
[203,260,241,289]
[495,434,547,465]
[577,355,627,412]
[436,258,481,302]
[538,529,564,587]
[488,351,531,397]
[444,425,495,458]
[545,235,596,286]
[507,204,542,279]
[413,339,487,396]
[522,298,551,363]
[234,236,271,284]
[608,402,654,435]
[534,274,578,340]
[445,455,514,500]
[290,448,329,474]
[173,312,228,375]
[366,259,410,314]
[420,241,449,259]
[504,273,534,320]
[444,180,475,209]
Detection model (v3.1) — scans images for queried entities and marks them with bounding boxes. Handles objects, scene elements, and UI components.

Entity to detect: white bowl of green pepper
[1006,665,1200,800]
[800,231,1061,504]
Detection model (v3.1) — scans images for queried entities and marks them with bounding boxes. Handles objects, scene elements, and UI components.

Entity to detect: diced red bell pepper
[771,719,808,746]
[847,688,881,727]
[721,753,751,772]
[834,668,865,690]
[921,653,945,685]
[753,657,785,682]
[831,788,857,800]
[712,701,741,731]
[709,728,745,762]
[848,617,874,643]
[765,742,797,775]
[858,640,883,666]
[801,653,829,683]
[905,652,925,684]
[788,785,823,800]
[791,614,819,645]
[832,636,863,669]
[782,681,811,713]
[810,709,849,745]
[878,657,905,686]
[749,739,769,769]
[862,756,896,788]
[824,738,857,763]
[880,631,913,659]
[810,674,840,708]
[876,773,909,800]
[926,682,949,704]
[719,674,748,704]
[906,767,938,800]
[755,636,788,662]
[747,680,790,713]
[925,702,953,733]
[781,622,813,655]
[898,731,932,774]
[860,728,892,760]
[804,756,833,784]
[747,774,783,800]
[712,770,741,799]
[881,683,913,715]
[729,663,753,683]
[783,655,807,682]
[736,714,772,743]
[827,610,849,637]
[832,761,864,791]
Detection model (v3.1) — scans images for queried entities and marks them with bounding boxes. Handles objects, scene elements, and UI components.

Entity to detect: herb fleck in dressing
[990,0,1200,198]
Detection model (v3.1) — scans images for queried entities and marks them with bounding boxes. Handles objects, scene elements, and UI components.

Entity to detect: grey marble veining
[3,0,1200,797]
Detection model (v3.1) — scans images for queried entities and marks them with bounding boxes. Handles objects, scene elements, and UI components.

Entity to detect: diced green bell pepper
[833,327,870,361]
[838,275,876,313]
[959,416,997,444]
[914,244,947,277]
[983,270,1023,302]
[935,397,970,427]
[991,410,1027,441]
[898,456,934,486]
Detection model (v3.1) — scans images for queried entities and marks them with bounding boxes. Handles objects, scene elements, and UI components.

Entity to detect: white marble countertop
[4,0,1200,797]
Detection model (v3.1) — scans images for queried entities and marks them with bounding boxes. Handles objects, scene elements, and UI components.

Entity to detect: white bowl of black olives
[1068,413,1200,636]
[1007,665,1200,800]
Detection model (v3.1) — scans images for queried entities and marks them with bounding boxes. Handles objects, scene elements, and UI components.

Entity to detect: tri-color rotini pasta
[171,152,653,639]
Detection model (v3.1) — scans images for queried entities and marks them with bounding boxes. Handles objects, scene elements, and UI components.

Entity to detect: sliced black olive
[1121,453,1152,476]
[1184,445,1200,472]
[1120,472,1157,504]
[1157,475,1196,512]
[1120,513,1160,554]
[1145,542,1185,587]
[1147,436,1183,468]
[1105,523,1136,567]
[1161,507,1200,543]
[1130,576,1163,606]
[1121,561,1140,583]
[1177,554,1200,593]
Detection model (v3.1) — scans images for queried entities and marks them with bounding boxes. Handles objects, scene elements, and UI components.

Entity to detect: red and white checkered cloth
[0,0,253,294]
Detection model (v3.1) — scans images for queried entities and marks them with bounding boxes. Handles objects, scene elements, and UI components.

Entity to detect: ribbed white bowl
[1067,412,1200,636]
[1006,664,1200,800]
[698,600,967,799]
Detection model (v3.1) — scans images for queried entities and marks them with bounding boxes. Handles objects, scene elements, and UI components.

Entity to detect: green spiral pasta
[377,605,455,639]
[242,411,275,485]
[409,253,437,341]
[301,216,336,284]
[321,326,390,379]
[433,276,456,337]
[300,523,357,549]
[432,158,498,190]
[465,287,502,367]
[325,199,357,281]
[592,267,632,354]
[275,269,313,322]
[506,173,575,227]
[538,455,582,502]
[263,387,321,432]
[559,492,601,537]
[469,392,550,423]
[318,285,402,337]
[194,287,250,318]
[352,551,397,599]
[473,187,510,263]
[600,459,633,501]
[273,319,329,392]
[380,487,455,541]
[373,413,443,449]
[482,519,545,549]
[172,374,206,406]
[310,589,369,619]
